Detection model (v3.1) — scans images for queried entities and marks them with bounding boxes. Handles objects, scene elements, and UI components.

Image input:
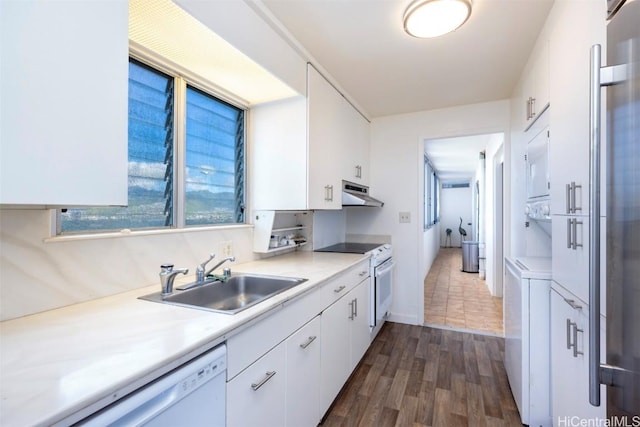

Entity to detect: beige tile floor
[424,247,504,335]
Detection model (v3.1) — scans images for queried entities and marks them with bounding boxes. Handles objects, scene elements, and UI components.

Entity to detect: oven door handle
[375,260,395,277]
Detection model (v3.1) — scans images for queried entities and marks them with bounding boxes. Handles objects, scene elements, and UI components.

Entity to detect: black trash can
[461,241,479,273]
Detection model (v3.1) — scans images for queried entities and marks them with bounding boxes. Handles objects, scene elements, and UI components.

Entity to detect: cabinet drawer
[320,260,369,308]
[227,342,286,427]
[227,286,324,379]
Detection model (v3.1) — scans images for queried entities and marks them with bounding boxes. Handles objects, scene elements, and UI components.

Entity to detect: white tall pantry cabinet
[0,0,128,207]
[545,0,607,423]
[251,64,370,211]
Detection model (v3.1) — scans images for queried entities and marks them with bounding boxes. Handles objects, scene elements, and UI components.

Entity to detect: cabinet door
[227,343,286,427]
[0,0,128,206]
[552,215,589,303]
[250,97,308,211]
[286,316,321,427]
[550,287,606,424]
[307,65,342,210]
[320,295,351,414]
[341,98,370,185]
[534,39,550,115]
[549,0,606,216]
[349,280,371,369]
[552,216,607,315]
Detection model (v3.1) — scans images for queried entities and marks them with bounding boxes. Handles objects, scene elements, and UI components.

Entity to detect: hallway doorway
[424,248,503,335]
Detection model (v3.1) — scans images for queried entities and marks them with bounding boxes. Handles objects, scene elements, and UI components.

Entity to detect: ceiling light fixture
[403,0,472,38]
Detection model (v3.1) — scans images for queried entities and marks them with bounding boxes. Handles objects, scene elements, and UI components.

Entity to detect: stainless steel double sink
[140,274,308,314]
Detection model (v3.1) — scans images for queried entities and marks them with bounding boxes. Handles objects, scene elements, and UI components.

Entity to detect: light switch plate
[399,212,411,223]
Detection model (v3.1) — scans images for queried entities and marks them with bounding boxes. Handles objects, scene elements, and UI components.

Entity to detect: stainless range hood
[342,181,384,207]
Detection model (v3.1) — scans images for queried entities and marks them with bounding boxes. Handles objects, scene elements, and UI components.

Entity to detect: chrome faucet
[175,255,236,291]
[159,264,189,297]
[205,256,236,278]
[196,253,216,283]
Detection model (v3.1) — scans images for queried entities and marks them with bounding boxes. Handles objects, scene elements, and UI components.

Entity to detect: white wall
[480,134,504,294]
[0,210,257,321]
[422,224,441,280]
[347,100,511,325]
[440,187,473,248]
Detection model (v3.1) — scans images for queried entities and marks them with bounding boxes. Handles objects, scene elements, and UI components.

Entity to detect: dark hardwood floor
[321,322,523,427]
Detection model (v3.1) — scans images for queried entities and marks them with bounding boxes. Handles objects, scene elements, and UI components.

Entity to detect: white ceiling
[260,0,553,118]
[259,0,549,182]
[425,133,503,182]
[129,0,297,105]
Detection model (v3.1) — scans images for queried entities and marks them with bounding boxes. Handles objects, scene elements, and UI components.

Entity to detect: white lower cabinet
[226,260,371,426]
[285,317,321,427]
[227,342,286,427]
[320,278,369,414]
[227,317,321,427]
[550,285,606,425]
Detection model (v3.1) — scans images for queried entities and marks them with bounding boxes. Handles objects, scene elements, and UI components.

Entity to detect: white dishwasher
[78,344,226,426]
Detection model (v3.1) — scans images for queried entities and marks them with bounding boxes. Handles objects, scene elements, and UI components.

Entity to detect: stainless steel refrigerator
[589,0,640,417]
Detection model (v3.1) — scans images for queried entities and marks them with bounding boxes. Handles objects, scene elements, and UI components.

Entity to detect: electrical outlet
[399,212,411,223]
[221,241,233,258]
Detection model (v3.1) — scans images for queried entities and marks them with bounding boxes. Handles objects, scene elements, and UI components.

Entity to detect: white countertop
[0,251,368,427]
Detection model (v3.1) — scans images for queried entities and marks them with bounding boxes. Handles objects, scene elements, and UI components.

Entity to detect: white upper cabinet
[340,97,370,185]
[0,0,128,207]
[251,64,371,211]
[307,65,344,210]
[548,0,606,217]
[522,39,550,130]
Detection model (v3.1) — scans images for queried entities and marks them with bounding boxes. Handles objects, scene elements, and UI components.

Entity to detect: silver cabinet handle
[572,182,582,212]
[359,271,367,277]
[566,182,583,214]
[334,285,346,293]
[530,97,536,119]
[567,218,584,250]
[564,298,583,310]
[573,323,584,358]
[251,371,276,391]
[348,300,355,320]
[355,165,362,178]
[324,185,334,201]
[566,320,584,357]
[299,335,317,349]
[572,219,583,249]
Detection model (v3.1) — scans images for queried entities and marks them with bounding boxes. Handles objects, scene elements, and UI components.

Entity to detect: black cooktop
[315,242,385,254]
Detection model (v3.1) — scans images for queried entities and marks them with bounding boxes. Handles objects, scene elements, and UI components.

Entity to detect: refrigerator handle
[588,44,602,407]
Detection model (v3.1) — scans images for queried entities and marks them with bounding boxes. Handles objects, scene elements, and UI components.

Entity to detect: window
[424,156,440,229]
[59,58,245,234]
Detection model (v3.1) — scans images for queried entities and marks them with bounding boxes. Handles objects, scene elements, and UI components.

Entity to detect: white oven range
[369,244,394,336]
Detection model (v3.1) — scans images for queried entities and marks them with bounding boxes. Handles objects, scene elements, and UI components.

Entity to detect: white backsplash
[0,209,256,321]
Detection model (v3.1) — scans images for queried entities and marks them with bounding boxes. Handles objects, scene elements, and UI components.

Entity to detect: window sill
[45,223,253,244]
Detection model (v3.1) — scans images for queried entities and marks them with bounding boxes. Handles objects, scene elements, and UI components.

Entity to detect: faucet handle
[196,253,216,282]
[160,263,174,272]
[198,253,216,271]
